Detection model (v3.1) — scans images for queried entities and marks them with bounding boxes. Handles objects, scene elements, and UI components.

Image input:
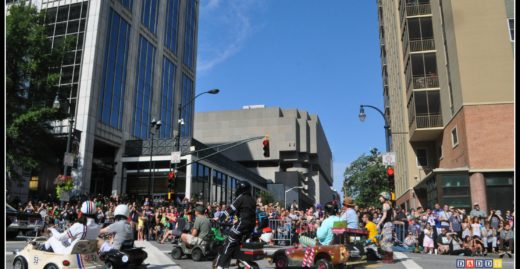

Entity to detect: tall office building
[378,0,514,211]
[30,0,200,197]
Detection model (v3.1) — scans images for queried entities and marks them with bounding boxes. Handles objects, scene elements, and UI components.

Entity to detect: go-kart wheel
[104,261,114,269]
[13,257,28,269]
[191,248,204,261]
[273,254,289,269]
[171,247,183,259]
[315,259,333,269]
[44,264,59,269]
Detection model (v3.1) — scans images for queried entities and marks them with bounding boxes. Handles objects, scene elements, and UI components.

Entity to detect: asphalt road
[5,239,515,269]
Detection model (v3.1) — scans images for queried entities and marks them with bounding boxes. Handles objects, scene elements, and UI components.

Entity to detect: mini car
[13,237,103,269]
[6,203,44,239]
[270,244,351,269]
[99,240,148,269]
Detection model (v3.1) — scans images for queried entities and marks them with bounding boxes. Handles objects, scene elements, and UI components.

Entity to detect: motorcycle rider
[43,200,101,254]
[98,204,133,252]
[214,180,256,269]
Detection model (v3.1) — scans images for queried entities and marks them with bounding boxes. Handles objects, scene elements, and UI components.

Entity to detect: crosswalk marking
[394,252,423,269]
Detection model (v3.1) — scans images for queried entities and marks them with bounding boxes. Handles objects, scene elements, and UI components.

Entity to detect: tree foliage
[6,3,72,181]
[342,148,390,208]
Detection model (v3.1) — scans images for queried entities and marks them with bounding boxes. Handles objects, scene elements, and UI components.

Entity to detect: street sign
[63,153,74,166]
[171,151,181,164]
[382,152,396,166]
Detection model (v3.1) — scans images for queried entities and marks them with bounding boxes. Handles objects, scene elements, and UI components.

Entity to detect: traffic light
[168,171,175,188]
[262,136,270,157]
[387,166,395,192]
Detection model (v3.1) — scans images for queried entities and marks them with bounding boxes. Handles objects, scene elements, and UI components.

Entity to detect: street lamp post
[174,89,219,184]
[149,119,162,196]
[53,94,75,204]
[285,186,304,210]
[359,105,390,152]
[175,89,220,154]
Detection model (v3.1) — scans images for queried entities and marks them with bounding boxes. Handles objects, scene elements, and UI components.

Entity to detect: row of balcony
[406,4,432,17]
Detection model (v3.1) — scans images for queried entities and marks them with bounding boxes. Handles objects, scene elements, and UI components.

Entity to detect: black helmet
[236,181,252,196]
[324,202,337,216]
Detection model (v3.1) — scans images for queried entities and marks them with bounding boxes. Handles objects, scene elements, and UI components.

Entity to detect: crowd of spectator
[12,195,514,259]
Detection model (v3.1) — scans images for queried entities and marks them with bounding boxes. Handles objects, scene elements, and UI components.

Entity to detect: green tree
[342,148,390,208]
[6,3,72,181]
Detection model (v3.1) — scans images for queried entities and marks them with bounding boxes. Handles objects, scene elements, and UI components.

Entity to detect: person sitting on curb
[436,227,451,255]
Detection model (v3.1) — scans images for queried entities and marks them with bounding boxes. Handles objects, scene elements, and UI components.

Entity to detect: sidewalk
[134,240,181,269]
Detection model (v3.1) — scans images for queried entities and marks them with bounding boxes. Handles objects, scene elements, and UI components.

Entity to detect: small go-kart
[13,236,103,269]
[98,239,148,269]
[171,226,226,261]
[270,244,349,269]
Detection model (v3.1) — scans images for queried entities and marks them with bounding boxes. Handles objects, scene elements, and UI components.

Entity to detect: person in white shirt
[43,201,100,254]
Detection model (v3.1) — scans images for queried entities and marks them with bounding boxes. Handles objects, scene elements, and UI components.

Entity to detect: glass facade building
[31,0,202,198]
[159,58,176,139]
[132,36,156,139]
[98,9,130,129]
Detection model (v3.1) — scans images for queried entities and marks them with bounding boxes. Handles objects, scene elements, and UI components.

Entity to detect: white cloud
[197,0,265,73]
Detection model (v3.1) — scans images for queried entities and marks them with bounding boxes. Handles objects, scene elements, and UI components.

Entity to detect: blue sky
[195,0,386,200]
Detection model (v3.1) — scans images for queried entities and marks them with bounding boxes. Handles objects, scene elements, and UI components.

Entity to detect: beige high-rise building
[378,0,514,212]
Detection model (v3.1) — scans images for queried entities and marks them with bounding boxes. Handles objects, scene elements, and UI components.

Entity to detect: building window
[43,1,89,118]
[98,9,131,129]
[451,126,459,148]
[119,0,133,11]
[508,18,514,41]
[141,0,158,34]
[183,0,197,70]
[164,0,180,54]
[485,173,514,211]
[180,74,194,138]
[29,176,39,191]
[441,174,471,209]
[132,35,156,139]
[159,57,177,138]
[416,148,428,166]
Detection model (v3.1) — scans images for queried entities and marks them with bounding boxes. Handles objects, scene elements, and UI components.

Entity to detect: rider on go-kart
[98,204,133,252]
[41,200,101,254]
[214,180,256,269]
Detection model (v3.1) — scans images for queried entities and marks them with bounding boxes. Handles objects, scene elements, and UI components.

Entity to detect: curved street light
[359,104,390,152]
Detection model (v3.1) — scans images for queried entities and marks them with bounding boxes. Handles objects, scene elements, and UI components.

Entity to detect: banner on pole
[171,151,181,164]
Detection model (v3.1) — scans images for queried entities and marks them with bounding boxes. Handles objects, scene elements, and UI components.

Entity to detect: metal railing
[413,75,439,89]
[410,39,435,52]
[393,222,406,244]
[416,114,443,128]
[406,4,432,16]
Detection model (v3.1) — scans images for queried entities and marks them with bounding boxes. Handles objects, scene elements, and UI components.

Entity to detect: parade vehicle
[171,227,225,261]
[98,239,148,269]
[331,226,370,263]
[12,237,103,269]
[269,244,350,269]
[7,203,44,239]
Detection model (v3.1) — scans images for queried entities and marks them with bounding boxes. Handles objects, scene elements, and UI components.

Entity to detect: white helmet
[81,201,96,215]
[114,204,130,218]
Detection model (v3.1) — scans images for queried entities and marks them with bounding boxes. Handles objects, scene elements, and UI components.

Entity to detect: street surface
[5,238,515,269]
